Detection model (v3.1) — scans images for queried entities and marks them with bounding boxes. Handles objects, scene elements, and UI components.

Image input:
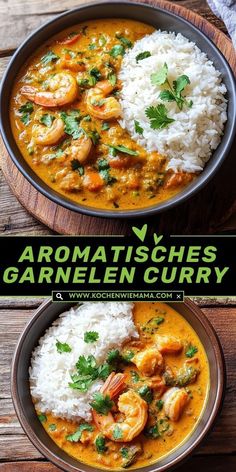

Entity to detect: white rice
[29,302,138,422]
[119,30,228,173]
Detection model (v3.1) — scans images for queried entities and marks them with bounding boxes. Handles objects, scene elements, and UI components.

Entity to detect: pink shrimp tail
[101,372,126,399]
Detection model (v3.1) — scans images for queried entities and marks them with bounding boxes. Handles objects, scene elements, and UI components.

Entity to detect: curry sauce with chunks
[37,302,209,470]
[10,20,195,211]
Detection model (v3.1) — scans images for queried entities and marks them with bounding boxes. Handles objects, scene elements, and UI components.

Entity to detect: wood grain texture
[1,0,236,235]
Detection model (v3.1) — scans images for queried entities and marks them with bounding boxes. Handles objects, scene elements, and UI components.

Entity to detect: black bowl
[1,1,236,219]
[11,298,225,472]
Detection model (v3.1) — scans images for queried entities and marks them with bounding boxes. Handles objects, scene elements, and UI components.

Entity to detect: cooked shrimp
[32,117,64,145]
[86,80,121,120]
[66,134,92,163]
[21,72,78,107]
[132,347,164,376]
[154,335,183,354]
[162,387,189,421]
[92,372,148,442]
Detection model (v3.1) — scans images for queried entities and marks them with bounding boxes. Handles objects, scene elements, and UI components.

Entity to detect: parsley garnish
[99,35,107,47]
[89,67,101,85]
[108,72,117,86]
[56,340,72,354]
[98,159,117,185]
[71,159,84,175]
[63,48,77,59]
[69,355,111,392]
[185,344,198,358]
[138,385,153,404]
[136,51,151,62]
[90,392,114,415]
[41,51,59,65]
[134,120,143,135]
[66,423,94,442]
[122,350,134,362]
[110,44,125,57]
[38,413,47,423]
[113,425,123,440]
[87,130,100,145]
[144,423,160,439]
[145,104,175,129]
[116,34,133,49]
[40,114,55,127]
[19,102,34,125]
[84,331,99,343]
[101,122,110,131]
[60,110,82,139]
[120,447,129,458]
[109,145,138,156]
[151,63,192,110]
[95,435,108,453]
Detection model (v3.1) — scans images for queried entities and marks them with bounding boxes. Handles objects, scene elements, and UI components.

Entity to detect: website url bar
[52,291,184,302]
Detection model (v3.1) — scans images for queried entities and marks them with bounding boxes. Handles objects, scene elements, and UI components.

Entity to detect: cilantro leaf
[185,344,198,358]
[156,399,164,411]
[66,423,94,442]
[90,392,114,415]
[60,111,82,139]
[108,72,117,86]
[19,101,34,125]
[144,423,160,439]
[136,51,151,62]
[138,385,153,404]
[95,435,107,453]
[113,425,123,440]
[120,447,129,458]
[99,35,107,47]
[41,50,59,65]
[40,114,55,127]
[151,62,168,86]
[159,90,176,102]
[84,331,99,343]
[97,363,111,380]
[122,350,134,363]
[69,355,111,391]
[48,424,57,431]
[76,354,97,375]
[109,145,138,156]
[98,159,117,185]
[71,159,84,175]
[173,75,190,94]
[145,104,175,129]
[107,349,121,364]
[89,67,101,85]
[38,413,47,423]
[110,44,125,57]
[116,34,133,48]
[56,340,72,354]
[101,122,110,131]
[130,371,140,383]
[134,120,143,135]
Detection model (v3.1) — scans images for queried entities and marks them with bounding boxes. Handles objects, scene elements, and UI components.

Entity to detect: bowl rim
[0,0,236,219]
[11,297,226,472]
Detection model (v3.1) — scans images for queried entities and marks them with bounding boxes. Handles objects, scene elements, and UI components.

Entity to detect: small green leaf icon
[132,224,148,242]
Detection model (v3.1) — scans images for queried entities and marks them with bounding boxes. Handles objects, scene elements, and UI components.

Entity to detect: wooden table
[0,297,236,471]
[0,0,236,235]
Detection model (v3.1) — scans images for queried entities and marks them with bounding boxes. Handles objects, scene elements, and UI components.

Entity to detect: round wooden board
[1,0,236,235]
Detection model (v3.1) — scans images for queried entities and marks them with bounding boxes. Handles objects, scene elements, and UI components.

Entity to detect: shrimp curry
[37,302,209,470]
[10,19,195,211]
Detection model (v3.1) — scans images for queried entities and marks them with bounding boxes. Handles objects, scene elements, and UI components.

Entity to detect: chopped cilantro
[156,399,164,411]
[130,371,140,383]
[109,145,138,156]
[113,425,123,440]
[38,413,47,423]
[101,122,110,131]
[151,62,168,86]
[69,355,111,392]
[98,159,117,185]
[108,72,117,86]
[122,350,134,363]
[145,104,175,129]
[144,423,160,439]
[185,344,198,358]
[19,101,34,125]
[87,130,100,145]
[56,340,72,354]
[41,50,59,65]
[116,34,133,48]
[48,424,57,431]
[136,51,151,62]
[120,447,129,458]
[90,392,114,415]
[110,44,125,57]
[138,385,153,404]
[95,435,108,453]
[151,63,192,110]
[134,120,143,135]
[60,110,82,139]
[66,423,94,442]
[99,35,107,47]
[40,114,55,127]
[84,331,99,343]
[71,159,84,175]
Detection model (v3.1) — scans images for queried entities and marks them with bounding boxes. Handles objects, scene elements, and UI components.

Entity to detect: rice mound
[118,30,227,173]
[29,302,138,422]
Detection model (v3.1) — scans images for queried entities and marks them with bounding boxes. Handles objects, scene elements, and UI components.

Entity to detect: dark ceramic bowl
[1,1,236,219]
[11,298,225,472]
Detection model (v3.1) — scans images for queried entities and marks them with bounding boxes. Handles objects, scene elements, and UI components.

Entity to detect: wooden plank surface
[0,299,235,470]
[0,0,236,235]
